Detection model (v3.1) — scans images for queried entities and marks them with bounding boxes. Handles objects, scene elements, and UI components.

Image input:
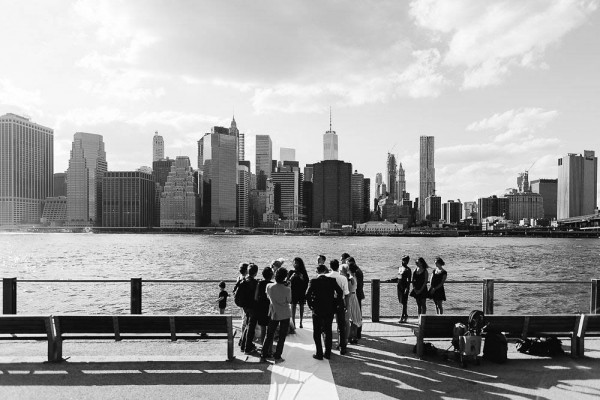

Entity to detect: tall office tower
[0,114,53,226]
[530,179,558,220]
[160,156,199,227]
[198,128,238,226]
[442,200,462,224]
[271,168,304,226]
[280,147,296,162]
[464,201,478,219]
[255,135,272,190]
[505,192,544,222]
[381,183,387,196]
[54,173,67,197]
[517,171,531,192]
[153,131,164,162]
[557,151,598,219]
[312,160,352,227]
[101,171,155,227]
[302,180,313,227]
[477,195,509,225]
[419,136,435,221]
[229,116,244,161]
[424,195,442,222]
[237,161,250,227]
[66,132,107,226]
[398,163,406,199]
[351,171,365,223]
[304,164,314,182]
[152,158,175,227]
[363,177,371,222]
[375,173,383,198]
[323,109,338,160]
[387,153,397,201]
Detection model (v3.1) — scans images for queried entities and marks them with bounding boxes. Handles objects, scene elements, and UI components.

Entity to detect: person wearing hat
[397,255,412,323]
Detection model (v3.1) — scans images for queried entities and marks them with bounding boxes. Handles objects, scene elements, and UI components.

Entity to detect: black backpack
[234,279,249,307]
[483,327,508,363]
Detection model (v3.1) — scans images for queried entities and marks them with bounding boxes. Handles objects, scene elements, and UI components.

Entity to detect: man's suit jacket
[306,275,343,316]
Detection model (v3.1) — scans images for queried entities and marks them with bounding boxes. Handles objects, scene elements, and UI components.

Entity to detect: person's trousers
[312,313,334,357]
[261,318,290,359]
[335,308,348,350]
[241,310,258,352]
[357,299,363,339]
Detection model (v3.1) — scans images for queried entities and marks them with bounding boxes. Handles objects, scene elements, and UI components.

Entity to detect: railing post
[3,278,17,314]
[592,279,599,314]
[131,278,142,314]
[483,279,494,315]
[371,279,380,322]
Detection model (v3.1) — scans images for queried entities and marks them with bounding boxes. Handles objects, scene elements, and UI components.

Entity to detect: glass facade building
[102,171,155,227]
[419,136,435,221]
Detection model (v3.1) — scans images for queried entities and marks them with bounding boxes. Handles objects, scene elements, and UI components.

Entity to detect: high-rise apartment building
[557,151,598,219]
[464,201,477,219]
[530,179,558,220]
[304,164,314,183]
[0,113,54,226]
[363,177,371,222]
[255,135,272,190]
[198,127,237,226]
[419,136,435,221]
[351,171,365,223]
[477,195,509,224]
[505,192,544,222]
[312,160,352,227]
[323,110,338,160]
[387,153,397,201]
[237,161,250,227]
[375,173,383,198]
[153,131,164,162]
[102,171,155,227]
[442,200,462,224]
[66,132,107,226]
[160,156,199,227]
[272,168,303,226]
[425,195,442,222]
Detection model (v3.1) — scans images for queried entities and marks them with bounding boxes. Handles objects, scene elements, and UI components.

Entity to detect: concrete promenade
[1,318,599,399]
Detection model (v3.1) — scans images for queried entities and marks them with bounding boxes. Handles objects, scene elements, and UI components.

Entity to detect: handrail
[17,279,589,284]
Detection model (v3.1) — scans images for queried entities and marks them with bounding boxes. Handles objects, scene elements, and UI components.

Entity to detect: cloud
[0,79,43,112]
[467,108,559,142]
[410,0,599,88]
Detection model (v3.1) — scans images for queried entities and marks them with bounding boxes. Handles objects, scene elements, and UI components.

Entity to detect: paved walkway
[1,319,599,399]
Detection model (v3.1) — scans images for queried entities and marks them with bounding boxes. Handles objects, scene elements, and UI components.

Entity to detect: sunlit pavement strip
[268,326,339,400]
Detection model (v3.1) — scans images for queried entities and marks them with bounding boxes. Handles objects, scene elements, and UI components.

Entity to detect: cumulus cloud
[0,79,43,112]
[467,108,559,142]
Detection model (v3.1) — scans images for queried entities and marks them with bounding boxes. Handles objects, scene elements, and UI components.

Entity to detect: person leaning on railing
[384,255,412,323]
[410,257,429,315]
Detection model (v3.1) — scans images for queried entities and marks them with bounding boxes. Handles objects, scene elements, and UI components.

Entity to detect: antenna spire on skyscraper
[329,106,332,132]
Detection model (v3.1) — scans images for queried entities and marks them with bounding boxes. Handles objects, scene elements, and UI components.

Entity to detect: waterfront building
[152,158,174,227]
[304,164,314,183]
[323,110,338,160]
[66,132,107,227]
[255,135,272,190]
[424,195,442,222]
[387,153,397,201]
[102,171,155,227]
[302,180,313,228]
[557,151,598,219]
[312,160,352,227]
[262,178,278,225]
[505,192,544,222]
[237,161,250,227]
[419,136,435,221]
[398,163,406,200]
[379,197,411,224]
[351,171,365,223]
[271,168,304,226]
[198,127,238,227]
[477,195,509,225]
[464,201,478,220]
[41,196,66,226]
[363,177,371,222]
[530,179,558,220]
[0,113,54,226]
[160,156,199,227]
[153,131,164,162]
[54,173,67,197]
[375,173,383,198]
[442,200,462,224]
[356,220,403,235]
[280,147,295,162]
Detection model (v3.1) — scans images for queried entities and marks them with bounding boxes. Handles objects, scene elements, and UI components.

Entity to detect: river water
[1,233,598,316]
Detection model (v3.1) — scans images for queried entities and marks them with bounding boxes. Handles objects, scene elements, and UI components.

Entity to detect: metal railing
[3,278,599,318]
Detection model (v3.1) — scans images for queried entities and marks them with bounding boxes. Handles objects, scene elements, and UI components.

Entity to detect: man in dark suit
[347,257,364,339]
[306,264,343,360]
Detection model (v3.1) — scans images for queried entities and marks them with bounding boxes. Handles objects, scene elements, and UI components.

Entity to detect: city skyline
[1,1,599,203]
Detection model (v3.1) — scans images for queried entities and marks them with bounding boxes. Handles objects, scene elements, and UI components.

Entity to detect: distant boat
[214,229,237,235]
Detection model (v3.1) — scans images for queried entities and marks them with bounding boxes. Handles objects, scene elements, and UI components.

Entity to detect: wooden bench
[52,314,234,362]
[574,314,600,356]
[0,315,55,361]
[414,314,581,359]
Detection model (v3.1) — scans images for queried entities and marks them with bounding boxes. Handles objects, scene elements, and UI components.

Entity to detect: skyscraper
[323,109,338,160]
[419,136,435,221]
[312,160,352,227]
[271,168,303,226]
[153,131,164,162]
[375,173,383,198]
[530,179,558,220]
[53,173,67,197]
[557,151,598,219]
[66,132,107,226]
[102,171,155,227]
[442,200,462,224]
[160,156,199,227]
[425,195,441,222]
[237,161,250,227]
[387,153,397,201]
[351,171,365,223]
[198,127,237,226]
[398,163,406,200]
[255,135,272,190]
[229,116,244,161]
[0,113,54,226]
[280,147,296,162]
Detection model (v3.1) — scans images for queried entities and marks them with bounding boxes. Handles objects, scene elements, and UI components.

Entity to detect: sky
[1,0,599,204]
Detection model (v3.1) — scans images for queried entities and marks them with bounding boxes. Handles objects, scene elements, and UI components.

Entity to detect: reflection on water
[1,233,597,315]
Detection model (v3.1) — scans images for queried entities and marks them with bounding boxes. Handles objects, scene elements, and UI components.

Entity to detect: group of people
[392,255,447,321]
[227,253,365,363]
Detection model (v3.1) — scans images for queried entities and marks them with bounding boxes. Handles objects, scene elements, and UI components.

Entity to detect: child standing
[217,281,228,314]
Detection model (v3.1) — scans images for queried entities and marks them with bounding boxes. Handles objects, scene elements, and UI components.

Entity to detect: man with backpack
[238,263,259,354]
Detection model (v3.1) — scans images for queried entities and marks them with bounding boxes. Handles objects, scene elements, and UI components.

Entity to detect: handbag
[409,289,416,298]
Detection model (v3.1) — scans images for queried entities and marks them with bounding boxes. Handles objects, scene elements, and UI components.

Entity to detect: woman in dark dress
[289,257,309,331]
[412,257,429,315]
[429,256,447,314]
[255,267,274,345]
